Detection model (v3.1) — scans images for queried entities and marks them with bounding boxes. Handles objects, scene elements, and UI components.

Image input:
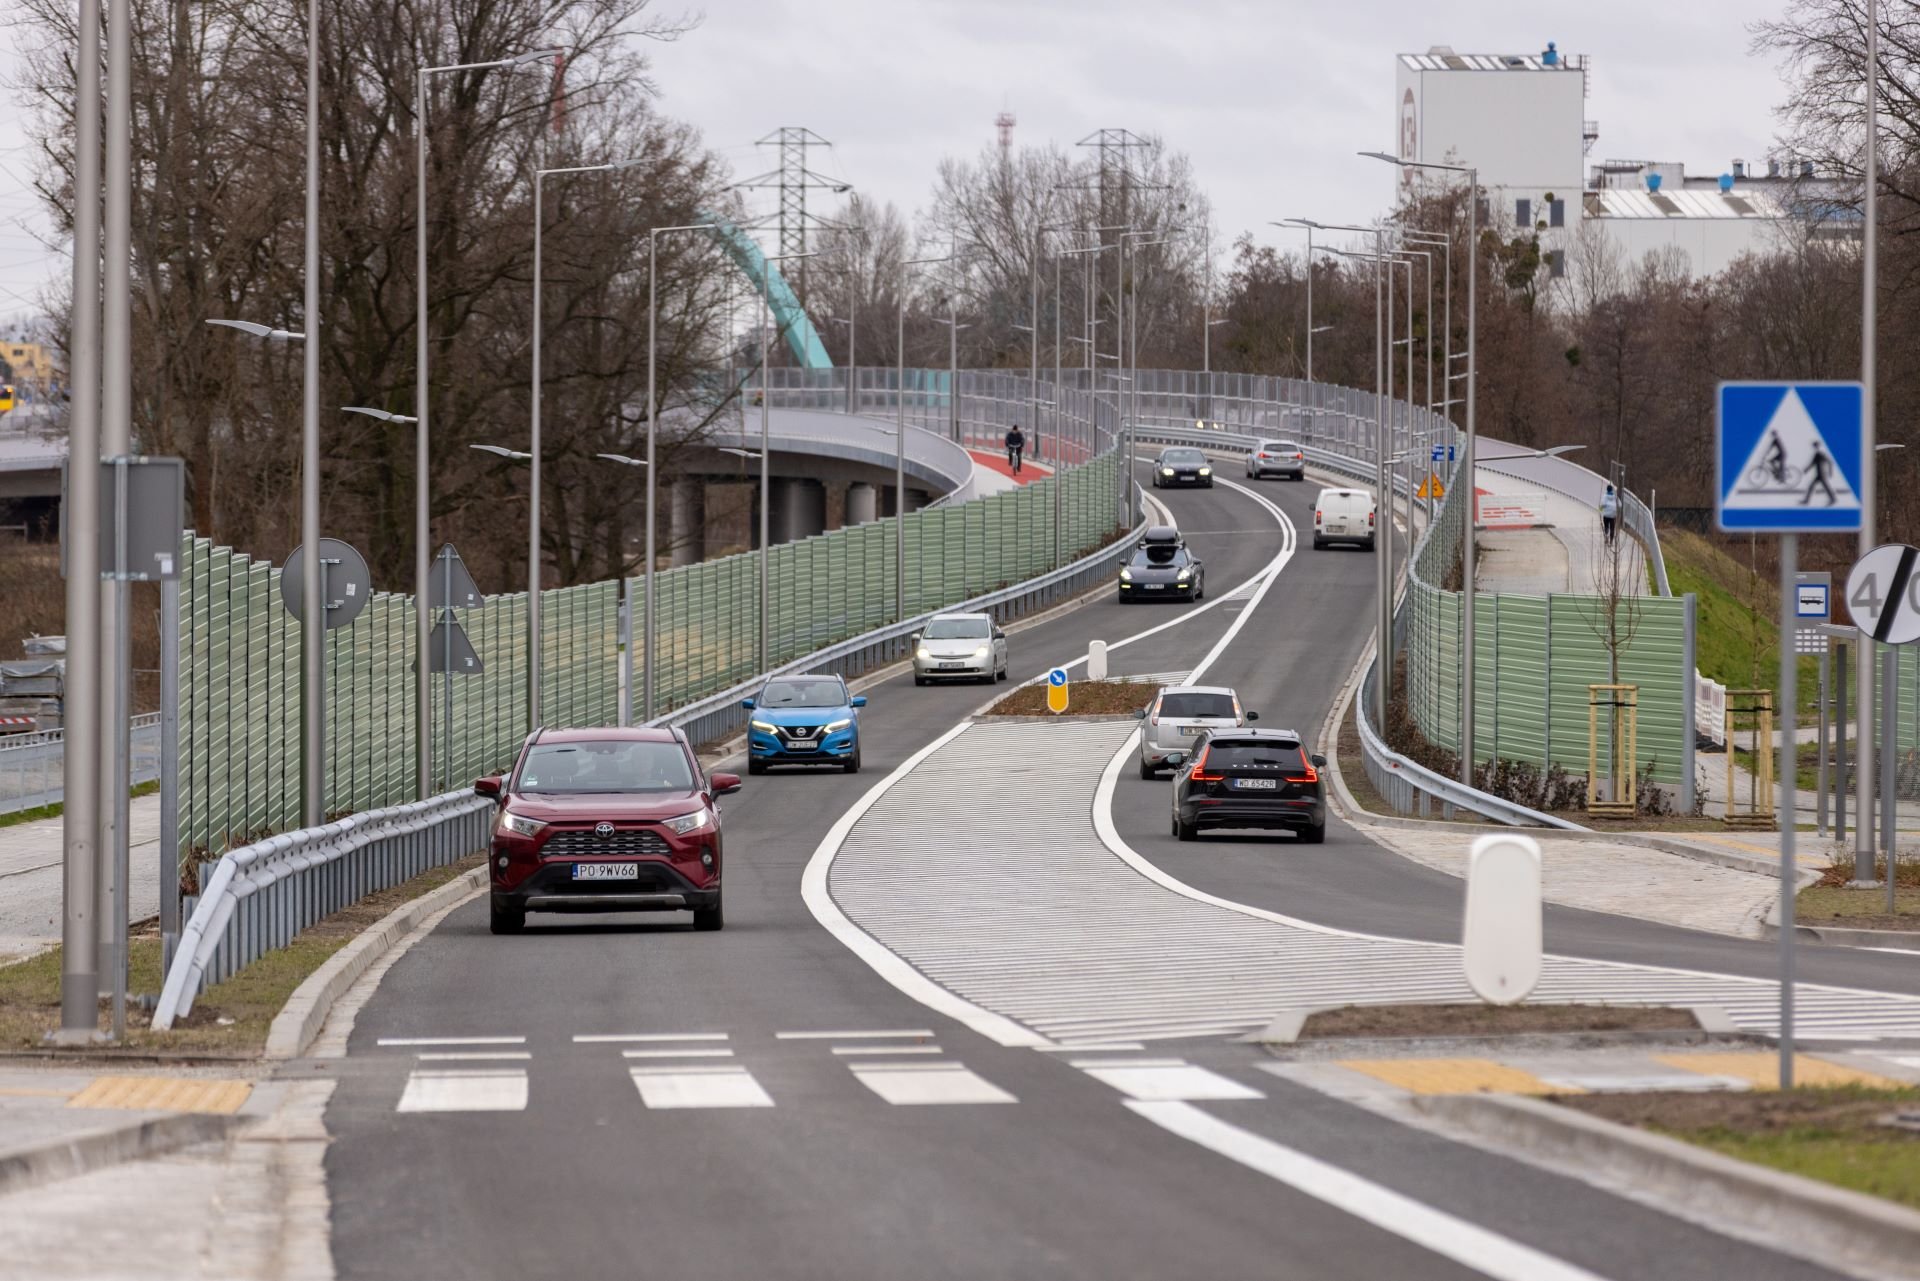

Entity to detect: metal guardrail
[1352,652,1585,830]
[1620,488,1671,596]
[0,711,161,816]
[650,489,1153,747]
[152,790,493,1028]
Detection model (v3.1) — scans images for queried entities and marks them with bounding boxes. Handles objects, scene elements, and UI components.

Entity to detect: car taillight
[1368,511,1376,527]
[1258,452,1269,459]
[1293,452,1303,461]
[1286,761,1320,785]
[1314,510,1323,523]
[1190,745,1224,783]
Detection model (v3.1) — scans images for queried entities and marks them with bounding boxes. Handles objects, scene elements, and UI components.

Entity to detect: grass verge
[1561,1086,1920,1210]
[1302,1003,1700,1039]
[1796,855,1920,930]
[0,780,161,831]
[982,679,1160,717]
[1663,528,1818,715]
[0,852,483,1054]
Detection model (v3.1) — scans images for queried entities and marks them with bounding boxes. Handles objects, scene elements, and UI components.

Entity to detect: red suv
[475,727,740,935]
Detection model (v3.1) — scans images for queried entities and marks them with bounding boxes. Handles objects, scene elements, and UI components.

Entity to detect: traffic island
[981,679,1158,717]
[1252,1002,1742,1057]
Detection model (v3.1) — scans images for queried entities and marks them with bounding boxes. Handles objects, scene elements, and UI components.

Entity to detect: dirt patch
[982,680,1160,717]
[1798,858,1920,930]
[0,853,482,1055]
[1560,1086,1920,1209]
[1302,1003,1702,1039]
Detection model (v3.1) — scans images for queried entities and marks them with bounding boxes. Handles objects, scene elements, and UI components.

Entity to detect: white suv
[1134,685,1257,777]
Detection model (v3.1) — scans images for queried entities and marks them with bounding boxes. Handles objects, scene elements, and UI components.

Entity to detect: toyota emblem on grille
[594,822,615,838]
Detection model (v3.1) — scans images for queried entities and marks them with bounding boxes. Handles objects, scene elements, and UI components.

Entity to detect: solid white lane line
[774,1029,938,1040]
[378,1036,525,1047]
[1066,1058,1190,1070]
[1035,1042,1146,1053]
[832,1045,942,1056]
[621,1048,735,1059]
[1084,1064,1264,1102]
[1127,1101,1613,1281]
[397,1069,529,1113]
[851,1064,1016,1105]
[629,1067,773,1109]
[573,1032,730,1043]
[414,1051,532,1062]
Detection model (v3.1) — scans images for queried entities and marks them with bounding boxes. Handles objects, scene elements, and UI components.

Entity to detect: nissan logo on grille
[594,822,615,838]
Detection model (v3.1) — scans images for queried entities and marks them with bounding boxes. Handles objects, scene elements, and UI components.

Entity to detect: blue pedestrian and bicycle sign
[1716,381,1863,533]
[1431,444,1455,463]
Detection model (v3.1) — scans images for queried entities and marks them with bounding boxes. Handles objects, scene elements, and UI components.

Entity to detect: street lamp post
[594,452,650,724]
[897,255,951,618]
[757,249,819,670]
[1365,150,1479,781]
[414,45,562,797]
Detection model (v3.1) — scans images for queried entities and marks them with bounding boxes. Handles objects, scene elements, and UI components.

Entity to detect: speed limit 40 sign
[1846,544,1920,644]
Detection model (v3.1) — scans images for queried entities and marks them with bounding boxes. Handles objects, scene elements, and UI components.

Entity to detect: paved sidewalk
[1474,472,1650,597]
[0,794,162,964]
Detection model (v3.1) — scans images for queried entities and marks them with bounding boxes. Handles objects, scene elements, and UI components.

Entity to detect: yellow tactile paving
[1654,1052,1899,1090]
[66,1076,252,1115]
[1336,1058,1582,1096]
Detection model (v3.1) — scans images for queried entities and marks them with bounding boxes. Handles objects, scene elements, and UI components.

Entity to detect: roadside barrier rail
[0,711,160,816]
[152,790,492,1029]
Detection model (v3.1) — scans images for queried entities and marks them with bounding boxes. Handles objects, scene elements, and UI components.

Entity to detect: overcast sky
[0,0,1793,332]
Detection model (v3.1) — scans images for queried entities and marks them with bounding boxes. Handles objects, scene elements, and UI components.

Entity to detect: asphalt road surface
[313,464,1868,1280]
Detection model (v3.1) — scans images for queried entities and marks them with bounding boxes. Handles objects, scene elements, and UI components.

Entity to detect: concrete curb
[0,1110,240,1198]
[263,866,488,1061]
[1760,901,1920,949]
[1414,1092,1920,1279]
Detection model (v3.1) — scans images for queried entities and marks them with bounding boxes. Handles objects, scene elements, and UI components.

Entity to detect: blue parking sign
[1716,382,1863,533]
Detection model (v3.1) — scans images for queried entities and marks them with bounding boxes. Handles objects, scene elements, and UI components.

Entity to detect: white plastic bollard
[1462,833,1543,1005]
[1087,640,1108,682]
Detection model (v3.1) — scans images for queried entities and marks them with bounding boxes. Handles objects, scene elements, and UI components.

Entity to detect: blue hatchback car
[744,673,866,775]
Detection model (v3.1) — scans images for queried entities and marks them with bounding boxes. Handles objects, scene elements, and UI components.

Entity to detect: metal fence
[0,712,160,816]
[153,790,491,1026]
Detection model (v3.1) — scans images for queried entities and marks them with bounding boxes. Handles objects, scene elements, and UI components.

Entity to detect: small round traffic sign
[1845,543,1920,644]
[281,539,374,631]
[1047,667,1069,687]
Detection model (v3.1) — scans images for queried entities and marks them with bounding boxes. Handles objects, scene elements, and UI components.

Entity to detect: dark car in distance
[1167,728,1326,843]
[477,727,739,935]
[1151,447,1214,488]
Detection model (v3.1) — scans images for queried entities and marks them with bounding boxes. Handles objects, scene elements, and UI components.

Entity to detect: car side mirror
[993,629,1006,640]
[1245,711,1259,722]
[1312,753,1327,768]
[851,695,867,708]
[908,632,921,644]
[1133,707,1148,720]
[741,697,756,710]
[1165,752,1186,767]
[710,772,742,796]
[474,775,502,800]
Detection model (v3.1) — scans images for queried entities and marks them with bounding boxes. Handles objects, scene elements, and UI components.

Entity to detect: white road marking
[1034,1042,1146,1053]
[629,1067,774,1109]
[774,1029,938,1040]
[1128,1101,1613,1281]
[832,1045,942,1056]
[572,1032,730,1043]
[1082,1063,1264,1102]
[414,1051,532,1062]
[850,1063,1016,1105]
[397,1069,528,1113]
[377,1036,526,1047]
[1860,947,1920,956]
[621,1048,735,1059]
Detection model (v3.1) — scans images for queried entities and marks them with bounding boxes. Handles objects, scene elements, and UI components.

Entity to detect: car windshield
[1130,546,1189,568]
[1205,740,1307,770]
[1162,449,1206,466]
[757,679,847,708]
[516,740,694,794]
[1160,692,1236,719]
[924,618,990,640]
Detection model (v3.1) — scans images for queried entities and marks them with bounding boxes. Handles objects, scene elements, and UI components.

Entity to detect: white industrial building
[1393,45,1856,290]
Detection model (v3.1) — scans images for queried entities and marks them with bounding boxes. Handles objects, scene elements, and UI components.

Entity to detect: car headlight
[1198,467,1212,476]
[750,719,778,734]
[1119,568,1133,582]
[915,646,932,661]
[1161,467,1175,476]
[1176,568,1191,581]
[662,809,712,836]
[823,717,852,734]
[497,810,546,838]
[971,645,989,659]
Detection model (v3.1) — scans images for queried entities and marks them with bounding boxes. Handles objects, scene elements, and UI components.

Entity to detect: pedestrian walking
[1599,484,1619,546]
[1005,424,1026,475]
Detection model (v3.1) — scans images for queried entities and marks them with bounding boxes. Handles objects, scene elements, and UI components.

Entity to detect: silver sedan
[912,613,1009,685]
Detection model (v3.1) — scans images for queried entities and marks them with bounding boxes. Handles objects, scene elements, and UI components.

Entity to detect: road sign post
[430,545,486,791]
[282,538,373,824]
[1046,667,1069,716]
[1718,381,1863,1090]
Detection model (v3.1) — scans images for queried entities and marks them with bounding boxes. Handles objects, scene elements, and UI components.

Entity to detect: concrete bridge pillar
[845,482,878,526]
[768,477,826,545]
[670,480,705,567]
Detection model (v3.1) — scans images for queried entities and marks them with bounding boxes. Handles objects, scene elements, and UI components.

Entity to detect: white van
[1312,488,1375,551]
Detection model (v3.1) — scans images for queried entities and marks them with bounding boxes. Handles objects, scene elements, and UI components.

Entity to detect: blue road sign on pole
[1716,382,1864,533]
[1430,444,1455,463]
